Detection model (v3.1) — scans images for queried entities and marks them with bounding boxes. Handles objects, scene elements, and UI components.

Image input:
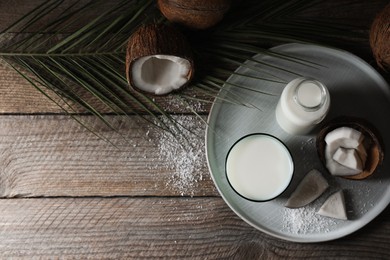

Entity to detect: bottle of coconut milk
[276,77,330,135]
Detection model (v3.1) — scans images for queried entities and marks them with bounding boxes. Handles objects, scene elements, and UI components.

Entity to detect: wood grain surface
[0,198,389,259]
[0,0,389,259]
[0,114,216,198]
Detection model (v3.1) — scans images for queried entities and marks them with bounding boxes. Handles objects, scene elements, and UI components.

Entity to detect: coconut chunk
[285,169,329,208]
[322,126,367,177]
[332,147,363,172]
[325,127,364,148]
[318,190,348,220]
[325,145,360,176]
[316,116,385,180]
[326,156,361,176]
[324,138,362,176]
[132,55,191,95]
[126,23,194,95]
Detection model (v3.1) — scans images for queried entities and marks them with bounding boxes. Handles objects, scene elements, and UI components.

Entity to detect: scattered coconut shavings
[281,177,378,235]
[149,114,207,196]
[282,204,337,234]
[162,94,207,113]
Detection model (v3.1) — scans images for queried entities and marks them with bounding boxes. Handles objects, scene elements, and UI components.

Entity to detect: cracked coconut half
[126,23,194,95]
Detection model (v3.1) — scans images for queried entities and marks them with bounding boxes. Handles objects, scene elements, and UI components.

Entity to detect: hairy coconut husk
[157,0,232,30]
[316,116,384,180]
[126,23,194,95]
[369,3,390,72]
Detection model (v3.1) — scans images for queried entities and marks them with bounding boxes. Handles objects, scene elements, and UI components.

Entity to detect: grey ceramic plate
[205,43,390,242]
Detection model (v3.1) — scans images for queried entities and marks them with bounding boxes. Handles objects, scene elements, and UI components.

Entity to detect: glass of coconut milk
[226,134,294,201]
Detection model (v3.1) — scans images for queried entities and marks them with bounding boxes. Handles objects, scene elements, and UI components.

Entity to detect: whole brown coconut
[126,23,194,95]
[157,0,232,30]
[316,116,384,180]
[370,3,390,72]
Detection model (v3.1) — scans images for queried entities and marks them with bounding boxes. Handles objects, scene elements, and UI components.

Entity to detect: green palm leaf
[1,0,175,140]
[0,0,368,140]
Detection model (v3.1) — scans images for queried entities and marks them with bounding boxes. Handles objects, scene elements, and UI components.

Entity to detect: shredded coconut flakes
[149,114,207,196]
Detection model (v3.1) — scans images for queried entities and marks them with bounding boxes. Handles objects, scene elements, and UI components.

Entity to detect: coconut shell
[316,116,384,180]
[157,0,232,30]
[369,3,390,72]
[125,23,194,95]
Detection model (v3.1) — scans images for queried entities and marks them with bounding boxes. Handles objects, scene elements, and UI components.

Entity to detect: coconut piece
[326,157,361,177]
[126,23,194,95]
[325,145,360,176]
[370,3,390,72]
[158,0,232,30]
[318,190,347,220]
[323,130,366,176]
[285,169,329,208]
[332,147,363,172]
[325,127,364,149]
[316,116,384,180]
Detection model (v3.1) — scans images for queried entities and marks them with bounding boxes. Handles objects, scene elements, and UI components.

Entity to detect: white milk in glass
[226,134,294,201]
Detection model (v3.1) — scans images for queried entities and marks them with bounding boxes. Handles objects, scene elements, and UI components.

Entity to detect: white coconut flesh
[131,55,191,95]
[324,127,367,176]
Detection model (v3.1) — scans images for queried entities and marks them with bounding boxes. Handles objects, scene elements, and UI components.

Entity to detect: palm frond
[0,0,170,141]
[0,0,369,141]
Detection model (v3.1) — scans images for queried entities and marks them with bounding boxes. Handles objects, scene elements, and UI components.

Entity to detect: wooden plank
[0,58,214,115]
[0,197,389,259]
[0,114,217,197]
[0,59,213,115]
[0,0,139,32]
[0,60,64,114]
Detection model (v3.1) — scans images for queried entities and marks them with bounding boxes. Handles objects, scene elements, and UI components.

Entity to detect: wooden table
[0,0,389,258]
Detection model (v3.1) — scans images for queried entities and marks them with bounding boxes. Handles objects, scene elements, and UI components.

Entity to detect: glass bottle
[275,77,330,135]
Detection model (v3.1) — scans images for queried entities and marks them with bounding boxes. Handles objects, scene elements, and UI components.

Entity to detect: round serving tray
[205,43,390,242]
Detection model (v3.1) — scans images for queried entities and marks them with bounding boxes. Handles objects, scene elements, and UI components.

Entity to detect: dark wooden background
[0,0,389,258]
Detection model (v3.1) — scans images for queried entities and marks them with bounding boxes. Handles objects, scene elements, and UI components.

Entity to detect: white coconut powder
[282,204,337,234]
[149,113,207,196]
[281,184,373,235]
